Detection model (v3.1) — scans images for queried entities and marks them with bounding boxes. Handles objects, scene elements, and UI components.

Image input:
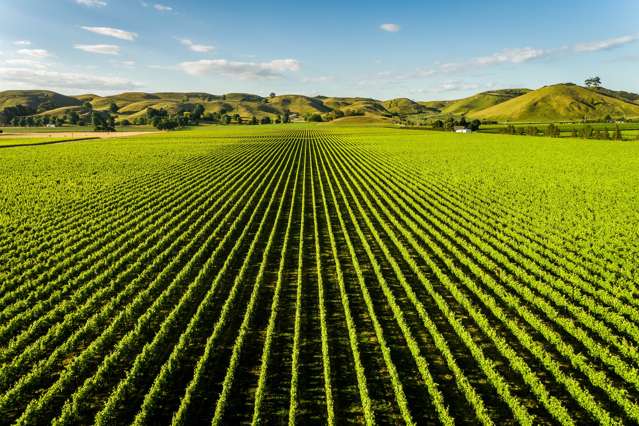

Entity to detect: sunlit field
[1,125,639,424]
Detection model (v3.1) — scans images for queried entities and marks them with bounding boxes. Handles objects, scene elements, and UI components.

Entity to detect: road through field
[1,128,639,425]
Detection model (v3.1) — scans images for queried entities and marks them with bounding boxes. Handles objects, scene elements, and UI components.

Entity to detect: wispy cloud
[574,34,639,52]
[13,40,31,46]
[4,59,48,69]
[111,59,136,68]
[75,0,107,7]
[178,38,214,53]
[74,44,120,55]
[179,58,300,79]
[380,23,400,32]
[0,67,138,91]
[17,49,50,58]
[437,47,550,74]
[81,26,138,41]
[365,32,639,91]
[302,75,334,83]
[154,3,172,12]
[424,81,481,93]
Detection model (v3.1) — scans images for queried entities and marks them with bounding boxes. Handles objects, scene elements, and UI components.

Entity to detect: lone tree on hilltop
[585,76,602,88]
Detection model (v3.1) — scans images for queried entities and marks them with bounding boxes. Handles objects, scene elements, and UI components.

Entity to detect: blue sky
[1,0,638,100]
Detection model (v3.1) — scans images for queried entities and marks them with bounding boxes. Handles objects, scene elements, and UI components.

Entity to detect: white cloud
[179,58,300,79]
[17,49,50,58]
[74,44,120,55]
[429,81,482,93]
[437,47,549,74]
[154,3,172,12]
[13,40,31,46]
[302,75,334,83]
[75,0,107,7]
[110,60,136,68]
[472,47,548,65]
[380,23,400,32]
[0,67,138,91]
[366,33,639,88]
[574,34,639,52]
[81,26,138,41]
[178,38,214,53]
[4,59,49,69]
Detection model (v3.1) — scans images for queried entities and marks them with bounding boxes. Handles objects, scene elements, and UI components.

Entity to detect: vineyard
[1,126,639,425]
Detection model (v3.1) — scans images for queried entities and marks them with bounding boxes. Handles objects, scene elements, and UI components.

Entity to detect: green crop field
[1,125,639,425]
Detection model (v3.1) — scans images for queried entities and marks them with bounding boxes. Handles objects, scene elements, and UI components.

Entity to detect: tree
[109,103,119,114]
[444,117,455,131]
[469,119,481,131]
[260,116,272,124]
[68,110,80,125]
[92,111,115,131]
[192,104,205,121]
[251,116,258,125]
[545,123,561,137]
[269,92,276,98]
[92,111,104,130]
[585,76,602,88]
[282,110,290,123]
[432,119,444,130]
[614,125,623,140]
[83,101,93,112]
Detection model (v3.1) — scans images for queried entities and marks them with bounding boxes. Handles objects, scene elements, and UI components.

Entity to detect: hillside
[441,89,530,115]
[2,84,639,124]
[0,90,81,112]
[593,88,639,104]
[383,98,426,115]
[469,84,639,122]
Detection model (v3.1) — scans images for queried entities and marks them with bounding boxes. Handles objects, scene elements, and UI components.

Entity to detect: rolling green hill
[0,90,81,112]
[2,84,639,124]
[383,98,426,115]
[469,84,639,122]
[441,89,530,115]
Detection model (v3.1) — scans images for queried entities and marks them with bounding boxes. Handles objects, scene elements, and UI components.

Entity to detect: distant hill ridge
[1,83,638,123]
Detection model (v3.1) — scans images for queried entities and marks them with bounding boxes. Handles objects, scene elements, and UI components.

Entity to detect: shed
[454,126,471,133]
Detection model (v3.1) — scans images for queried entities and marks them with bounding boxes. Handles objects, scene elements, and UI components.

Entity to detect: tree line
[499,123,627,140]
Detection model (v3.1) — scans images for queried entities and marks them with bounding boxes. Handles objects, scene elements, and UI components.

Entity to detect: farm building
[454,126,471,133]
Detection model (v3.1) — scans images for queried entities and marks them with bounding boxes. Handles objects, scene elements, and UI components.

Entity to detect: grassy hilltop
[469,84,639,122]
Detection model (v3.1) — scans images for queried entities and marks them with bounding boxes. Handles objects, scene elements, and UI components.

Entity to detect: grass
[1,124,639,424]
[440,89,530,115]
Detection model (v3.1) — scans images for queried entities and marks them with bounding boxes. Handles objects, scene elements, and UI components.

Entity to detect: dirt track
[0,131,158,139]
